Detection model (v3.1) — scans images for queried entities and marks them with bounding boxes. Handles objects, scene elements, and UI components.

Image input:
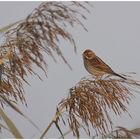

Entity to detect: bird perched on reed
[82,49,126,80]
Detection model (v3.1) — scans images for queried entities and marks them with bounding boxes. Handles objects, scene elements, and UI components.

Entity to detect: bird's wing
[92,55,114,73]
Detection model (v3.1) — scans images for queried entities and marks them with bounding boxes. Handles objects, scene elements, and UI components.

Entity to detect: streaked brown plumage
[82,49,126,79]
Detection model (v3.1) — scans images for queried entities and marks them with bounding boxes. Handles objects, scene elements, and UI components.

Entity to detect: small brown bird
[82,49,126,79]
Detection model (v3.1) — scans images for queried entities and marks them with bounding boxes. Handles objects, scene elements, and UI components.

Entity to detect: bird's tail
[113,73,126,80]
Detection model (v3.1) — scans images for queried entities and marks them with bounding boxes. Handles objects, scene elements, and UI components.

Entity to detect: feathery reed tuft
[56,75,140,138]
[105,126,140,138]
[0,2,90,105]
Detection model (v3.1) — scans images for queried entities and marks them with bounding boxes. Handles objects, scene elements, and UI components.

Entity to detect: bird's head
[83,49,96,59]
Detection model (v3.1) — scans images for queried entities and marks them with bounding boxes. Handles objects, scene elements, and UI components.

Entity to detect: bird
[82,49,126,80]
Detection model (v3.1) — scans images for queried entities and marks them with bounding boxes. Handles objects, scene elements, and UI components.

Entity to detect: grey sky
[0,1,140,138]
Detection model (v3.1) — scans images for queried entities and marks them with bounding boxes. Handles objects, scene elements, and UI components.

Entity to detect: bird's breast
[84,59,106,76]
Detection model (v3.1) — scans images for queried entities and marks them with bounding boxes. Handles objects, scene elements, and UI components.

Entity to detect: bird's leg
[95,75,102,81]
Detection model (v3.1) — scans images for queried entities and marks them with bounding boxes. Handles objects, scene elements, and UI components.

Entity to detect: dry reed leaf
[0,107,23,138]
[56,75,140,138]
